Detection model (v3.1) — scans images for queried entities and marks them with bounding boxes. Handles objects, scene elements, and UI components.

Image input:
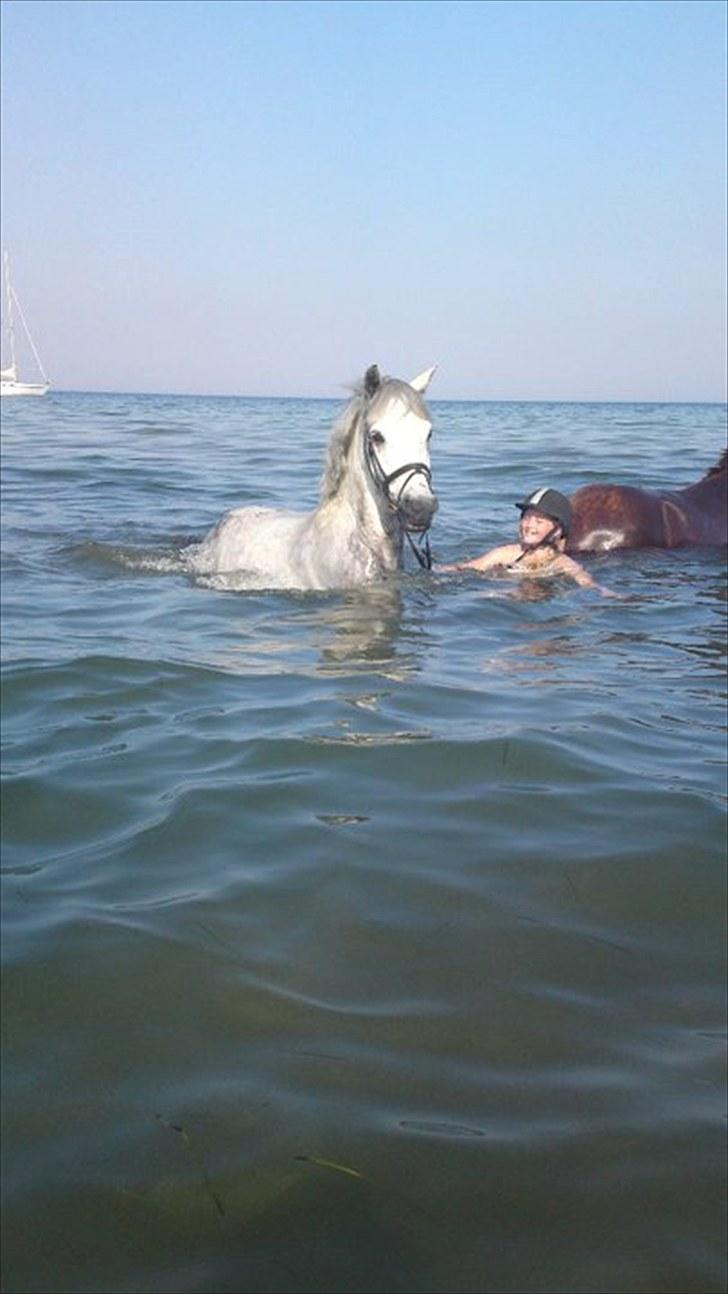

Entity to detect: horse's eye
[369,430,384,447]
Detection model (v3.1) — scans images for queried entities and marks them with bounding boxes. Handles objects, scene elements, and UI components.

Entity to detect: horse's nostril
[404,493,438,527]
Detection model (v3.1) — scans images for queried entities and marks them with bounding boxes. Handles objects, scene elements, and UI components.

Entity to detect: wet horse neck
[679,468,726,511]
[674,472,728,545]
[315,448,403,574]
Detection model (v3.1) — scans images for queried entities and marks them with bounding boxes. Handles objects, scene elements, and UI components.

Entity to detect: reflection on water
[309,728,432,746]
[201,580,423,682]
[483,634,589,681]
[312,581,409,674]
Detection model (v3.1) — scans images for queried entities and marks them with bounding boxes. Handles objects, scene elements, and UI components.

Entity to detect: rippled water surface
[2,392,726,1294]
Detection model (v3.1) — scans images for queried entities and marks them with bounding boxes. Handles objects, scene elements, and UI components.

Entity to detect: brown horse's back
[569,456,727,553]
[569,484,664,551]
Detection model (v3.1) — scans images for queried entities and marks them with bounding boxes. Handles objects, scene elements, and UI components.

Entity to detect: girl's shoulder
[552,554,583,574]
[470,543,522,570]
[488,542,522,563]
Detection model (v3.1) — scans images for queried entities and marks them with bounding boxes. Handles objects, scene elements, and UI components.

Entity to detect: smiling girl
[439,488,612,593]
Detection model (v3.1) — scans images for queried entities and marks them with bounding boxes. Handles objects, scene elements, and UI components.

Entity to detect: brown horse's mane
[703,448,727,479]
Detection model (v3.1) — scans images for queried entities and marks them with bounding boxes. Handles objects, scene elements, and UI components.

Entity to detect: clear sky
[1,0,726,399]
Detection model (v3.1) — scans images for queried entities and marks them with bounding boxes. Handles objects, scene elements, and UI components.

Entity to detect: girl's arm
[438,543,520,573]
[556,555,615,595]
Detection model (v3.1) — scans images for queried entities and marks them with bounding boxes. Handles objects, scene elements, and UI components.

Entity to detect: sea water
[1,392,726,1294]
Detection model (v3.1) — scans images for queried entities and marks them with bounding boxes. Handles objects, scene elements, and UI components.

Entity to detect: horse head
[360,364,439,535]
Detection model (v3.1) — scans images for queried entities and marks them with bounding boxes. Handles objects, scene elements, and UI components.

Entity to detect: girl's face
[519,508,562,546]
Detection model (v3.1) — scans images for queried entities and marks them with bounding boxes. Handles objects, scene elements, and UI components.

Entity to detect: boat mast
[3,251,17,378]
[11,282,49,384]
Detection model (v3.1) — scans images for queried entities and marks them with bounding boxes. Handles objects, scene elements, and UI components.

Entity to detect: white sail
[1,252,50,397]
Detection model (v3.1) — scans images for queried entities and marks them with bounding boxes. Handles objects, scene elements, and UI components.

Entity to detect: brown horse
[568,450,727,552]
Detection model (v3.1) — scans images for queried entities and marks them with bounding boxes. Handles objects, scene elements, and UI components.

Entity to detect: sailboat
[1,252,50,397]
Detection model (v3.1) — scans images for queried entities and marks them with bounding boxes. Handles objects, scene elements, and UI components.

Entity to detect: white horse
[186,364,438,590]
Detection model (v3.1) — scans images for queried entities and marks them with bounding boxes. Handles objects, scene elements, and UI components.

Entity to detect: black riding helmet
[515,487,572,537]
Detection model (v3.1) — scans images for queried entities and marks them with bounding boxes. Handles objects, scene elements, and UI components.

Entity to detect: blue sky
[1,0,726,399]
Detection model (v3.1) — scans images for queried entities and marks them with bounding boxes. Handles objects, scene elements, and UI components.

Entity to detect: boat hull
[1,381,50,397]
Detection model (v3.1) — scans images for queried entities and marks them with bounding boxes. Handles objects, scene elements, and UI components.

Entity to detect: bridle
[363,426,434,570]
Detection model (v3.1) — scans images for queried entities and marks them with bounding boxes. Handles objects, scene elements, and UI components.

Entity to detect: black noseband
[364,434,432,507]
[378,458,433,501]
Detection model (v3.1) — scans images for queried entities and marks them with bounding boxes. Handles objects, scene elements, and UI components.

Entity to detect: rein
[364,432,434,570]
[403,526,432,571]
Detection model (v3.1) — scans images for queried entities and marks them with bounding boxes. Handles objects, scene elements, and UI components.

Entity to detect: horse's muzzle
[400,488,438,532]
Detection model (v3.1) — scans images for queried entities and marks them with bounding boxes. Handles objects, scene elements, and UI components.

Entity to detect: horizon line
[43,387,728,407]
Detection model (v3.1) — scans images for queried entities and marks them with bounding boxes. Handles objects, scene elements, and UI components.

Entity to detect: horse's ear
[364,365,381,397]
[409,365,437,393]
